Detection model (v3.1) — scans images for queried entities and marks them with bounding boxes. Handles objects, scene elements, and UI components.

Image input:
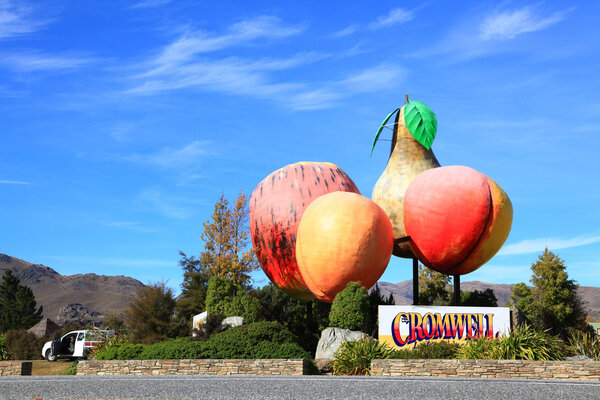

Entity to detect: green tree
[0,270,43,333]
[329,282,370,331]
[254,283,330,353]
[205,275,261,322]
[366,283,395,337]
[176,251,211,327]
[461,289,498,307]
[125,282,180,344]
[101,314,126,333]
[510,248,588,339]
[418,264,451,305]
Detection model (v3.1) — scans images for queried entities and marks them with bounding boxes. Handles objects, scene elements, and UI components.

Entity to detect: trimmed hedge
[94,321,310,360]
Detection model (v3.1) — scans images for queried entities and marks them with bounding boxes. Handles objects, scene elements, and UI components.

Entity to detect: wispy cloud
[124,140,213,169]
[46,255,174,269]
[0,179,31,184]
[499,235,600,256]
[91,218,160,233]
[369,8,414,29]
[125,16,405,110]
[340,63,406,93]
[130,0,172,9]
[0,1,49,39]
[140,16,304,78]
[479,6,569,41]
[138,187,205,219]
[414,5,571,62]
[1,52,94,72]
[331,25,358,38]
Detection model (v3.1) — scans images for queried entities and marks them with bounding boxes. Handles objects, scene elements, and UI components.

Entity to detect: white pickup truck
[42,329,114,361]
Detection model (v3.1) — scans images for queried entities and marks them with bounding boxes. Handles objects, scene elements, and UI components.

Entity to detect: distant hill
[0,253,145,326]
[378,280,600,320]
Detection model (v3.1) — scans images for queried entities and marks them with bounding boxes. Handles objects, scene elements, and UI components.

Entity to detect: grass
[30,359,74,375]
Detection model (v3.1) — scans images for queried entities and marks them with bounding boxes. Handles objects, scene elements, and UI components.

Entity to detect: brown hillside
[0,253,145,325]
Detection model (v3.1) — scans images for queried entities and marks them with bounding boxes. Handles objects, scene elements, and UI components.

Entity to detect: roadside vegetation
[0,193,597,377]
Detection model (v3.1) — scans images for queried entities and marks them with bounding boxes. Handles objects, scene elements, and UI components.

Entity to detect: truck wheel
[45,349,57,362]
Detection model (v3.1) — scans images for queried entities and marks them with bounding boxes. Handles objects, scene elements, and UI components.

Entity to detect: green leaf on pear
[404,101,437,150]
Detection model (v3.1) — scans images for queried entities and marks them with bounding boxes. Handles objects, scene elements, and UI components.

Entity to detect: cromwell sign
[379,305,511,349]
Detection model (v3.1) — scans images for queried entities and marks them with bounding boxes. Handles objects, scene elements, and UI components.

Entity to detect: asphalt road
[1,375,599,400]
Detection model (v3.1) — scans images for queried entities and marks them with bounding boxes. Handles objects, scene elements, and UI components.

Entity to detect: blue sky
[1,0,599,294]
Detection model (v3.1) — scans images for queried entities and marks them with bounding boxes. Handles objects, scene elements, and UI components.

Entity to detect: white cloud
[413,5,571,62]
[1,52,94,72]
[125,141,213,169]
[91,218,160,233]
[0,179,30,184]
[0,1,49,39]
[369,8,414,29]
[479,6,568,41]
[125,16,405,110]
[340,64,406,93]
[130,0,172,9]
[46,255,174,269]
[288,89,341,111]
[141,16,304,78]
[138,187,204,219]
[499,235,600,256]
[331,25,358,38]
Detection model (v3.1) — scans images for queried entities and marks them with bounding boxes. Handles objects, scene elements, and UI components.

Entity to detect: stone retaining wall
[0,361,32,376]
[77,359,309,375]
[371,359,600,381]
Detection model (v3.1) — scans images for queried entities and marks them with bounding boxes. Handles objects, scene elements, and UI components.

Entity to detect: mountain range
[1,253,599,325]
[377,280,600,320]
[0,253,144,326]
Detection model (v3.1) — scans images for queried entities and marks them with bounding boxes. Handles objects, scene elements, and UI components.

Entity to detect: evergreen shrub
[329,282,369,331]
[93,321,310,360]
[4,329,45,360]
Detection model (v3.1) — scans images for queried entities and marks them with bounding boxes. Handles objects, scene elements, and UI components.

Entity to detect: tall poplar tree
[0,270,43,332]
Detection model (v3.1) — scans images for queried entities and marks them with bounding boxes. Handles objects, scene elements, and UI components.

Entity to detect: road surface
[1,375,599,399]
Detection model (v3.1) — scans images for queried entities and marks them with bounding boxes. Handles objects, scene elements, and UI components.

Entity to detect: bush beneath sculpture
[94,322,310,360]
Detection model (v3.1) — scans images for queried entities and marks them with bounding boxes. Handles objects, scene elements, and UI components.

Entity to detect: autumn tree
[125,282,182,344]
[178,192,258,321]
[510,248,588,339]
[0,270,43,333]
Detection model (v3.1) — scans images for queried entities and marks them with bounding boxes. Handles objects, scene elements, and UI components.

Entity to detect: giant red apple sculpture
[403,166,512,275]
[249,162,360,301]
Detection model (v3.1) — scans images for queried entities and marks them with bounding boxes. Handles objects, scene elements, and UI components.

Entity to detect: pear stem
[405,94,409,104]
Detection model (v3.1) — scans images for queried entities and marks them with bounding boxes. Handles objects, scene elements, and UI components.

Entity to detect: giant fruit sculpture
[249,162,360,301]
[403,165,513,275]
[371,101,440,258]
[296,192,394,303]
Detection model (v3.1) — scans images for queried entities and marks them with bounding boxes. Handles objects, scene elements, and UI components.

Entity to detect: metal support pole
[412,257,419,305]
[306,301,313,350]
[453,274,461,306]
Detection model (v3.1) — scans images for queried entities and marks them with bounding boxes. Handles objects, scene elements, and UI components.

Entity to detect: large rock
[55,303,104,327]
[315,327,367,359]
[221,316,244,329]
